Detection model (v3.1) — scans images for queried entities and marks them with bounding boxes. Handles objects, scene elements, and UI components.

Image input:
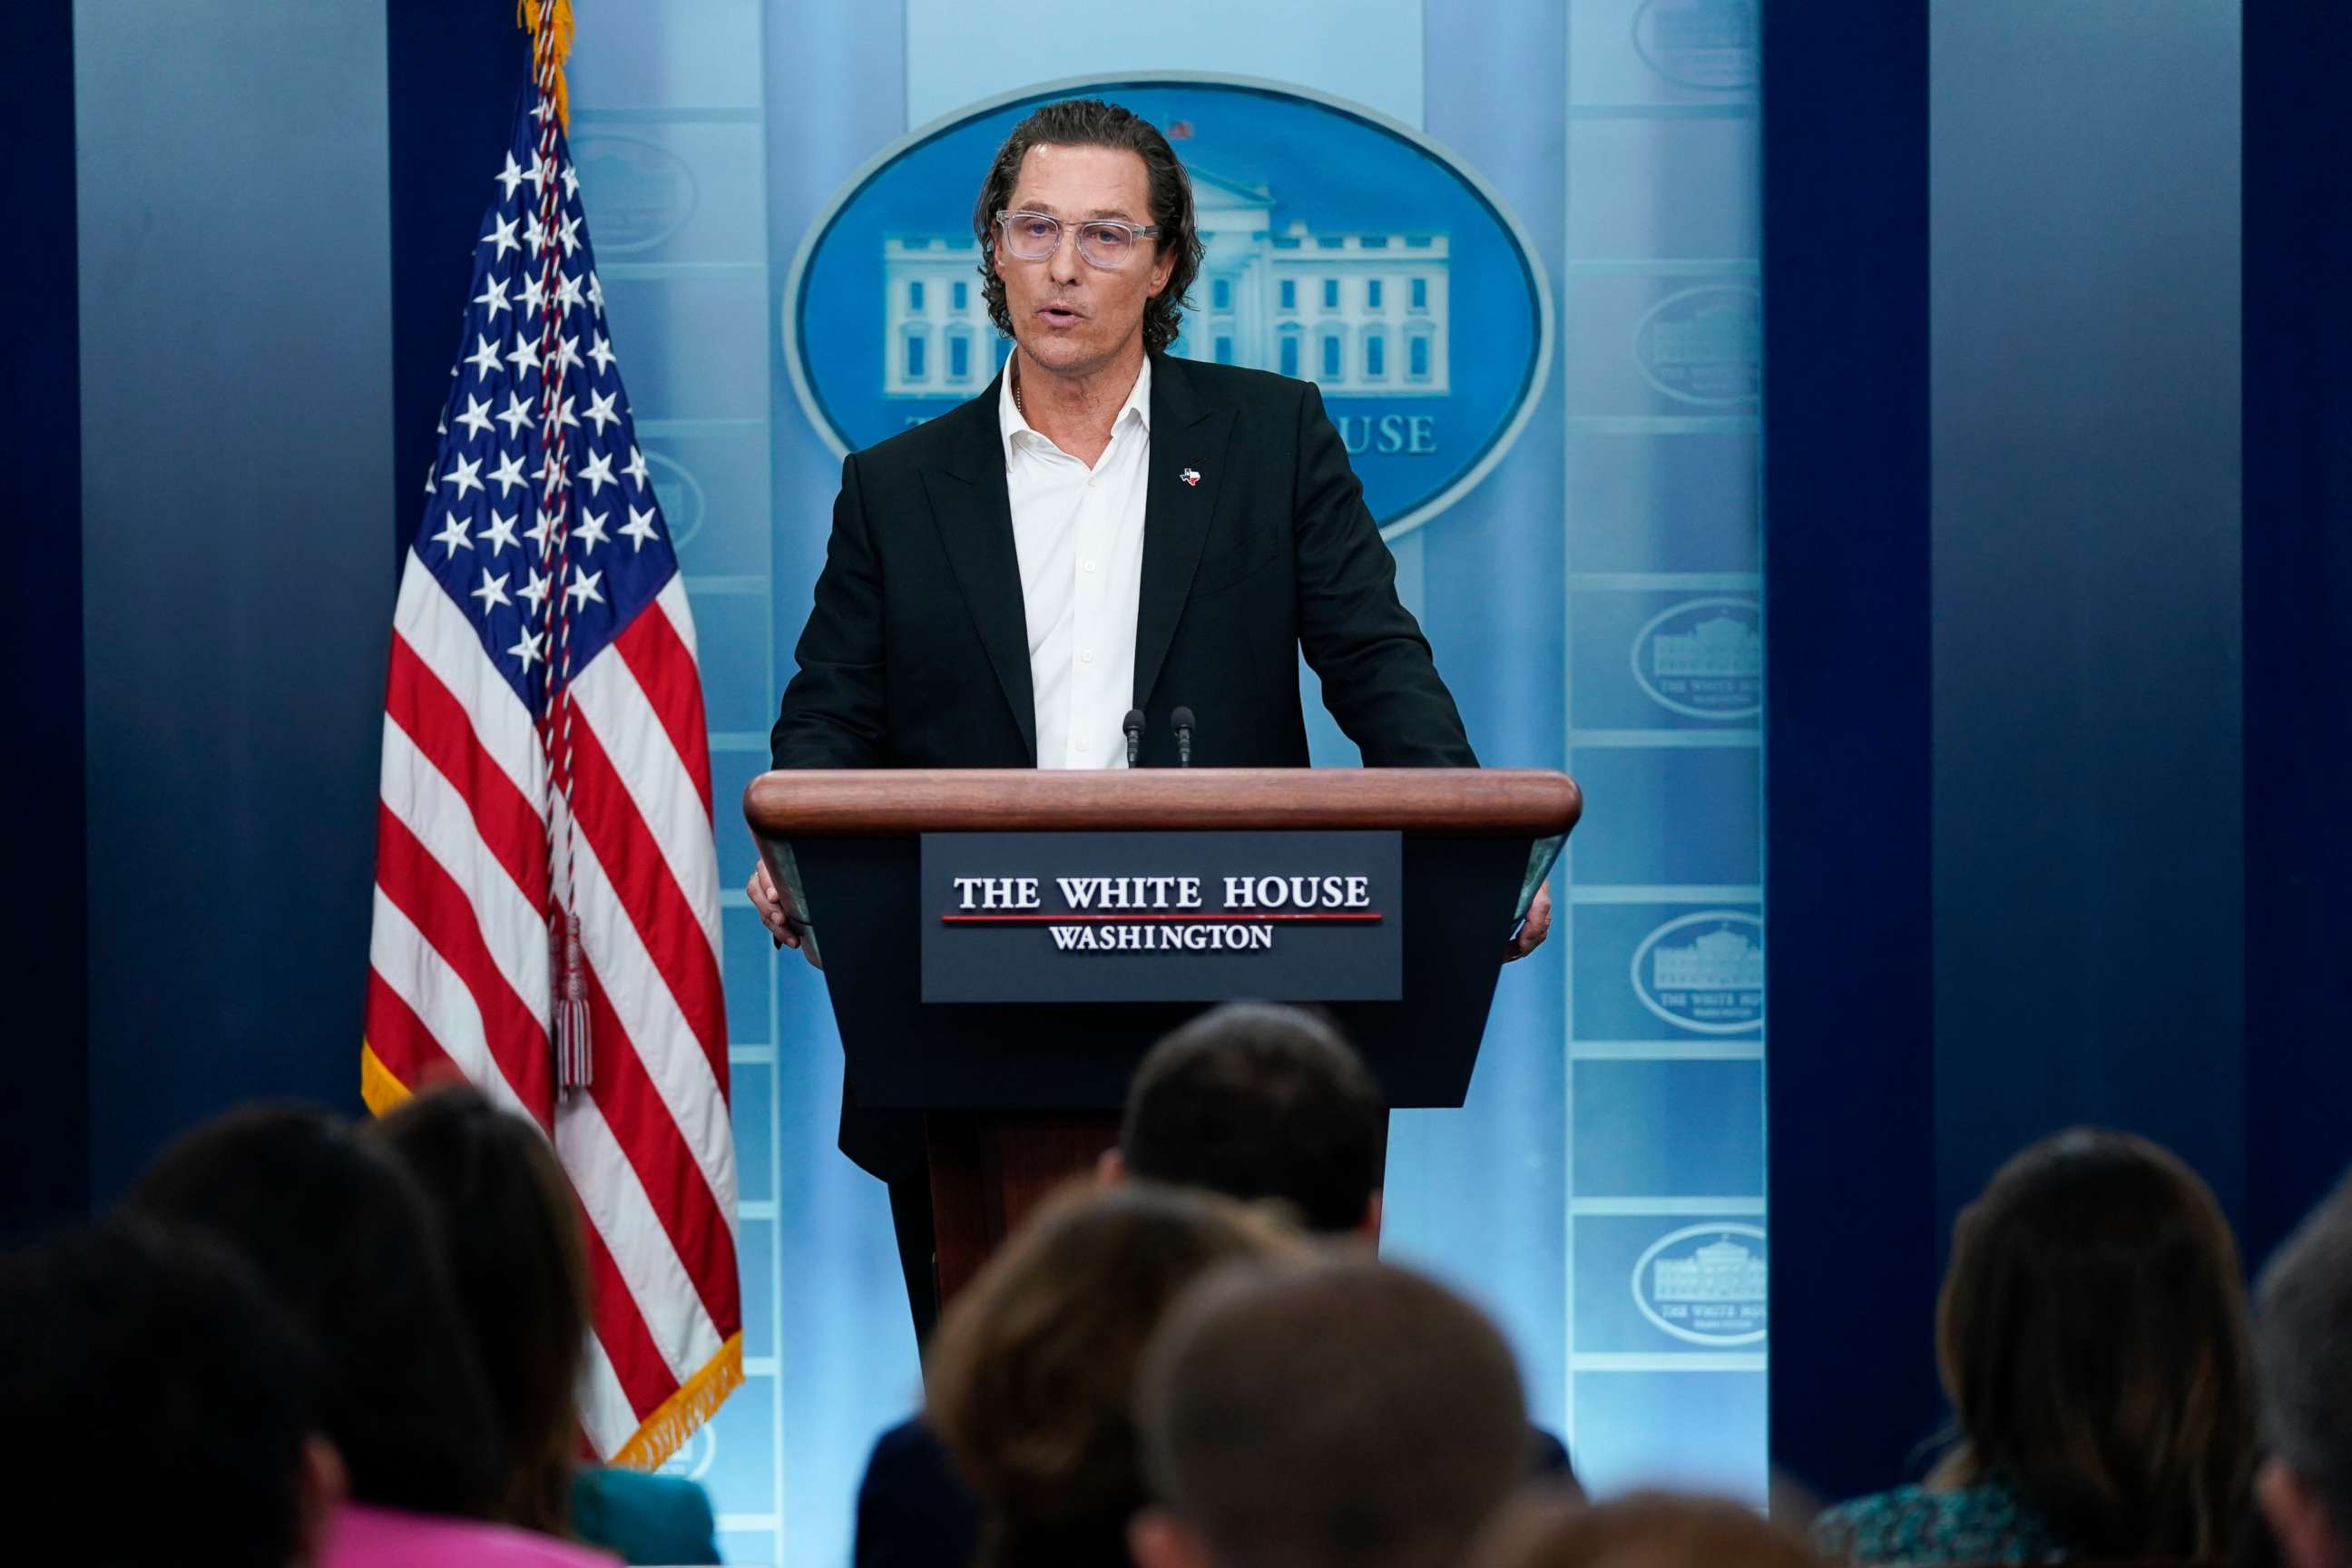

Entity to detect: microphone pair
[1122,707,1194,767]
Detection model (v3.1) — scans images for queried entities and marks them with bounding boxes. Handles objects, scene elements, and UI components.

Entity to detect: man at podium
[748,96,1550,1331]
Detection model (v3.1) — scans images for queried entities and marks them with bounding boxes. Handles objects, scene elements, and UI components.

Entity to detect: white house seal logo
[1631,910,1764,1034]
[1633,1222,1768,1346]
[1632,598,1762,720]
[785,74,1553,543]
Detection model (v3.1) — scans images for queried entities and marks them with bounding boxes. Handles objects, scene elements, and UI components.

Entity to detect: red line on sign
[939,912,1384,924]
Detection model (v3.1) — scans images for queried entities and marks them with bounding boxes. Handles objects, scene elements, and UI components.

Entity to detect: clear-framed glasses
[994,209,1161,269]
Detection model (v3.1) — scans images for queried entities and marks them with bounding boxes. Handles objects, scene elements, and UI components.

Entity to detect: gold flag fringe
[516,0,575,133]
[359,1040,416,1116]
[612,1333,745,1472]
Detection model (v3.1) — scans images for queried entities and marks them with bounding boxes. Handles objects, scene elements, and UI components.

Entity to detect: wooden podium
[744,768,1582,1306]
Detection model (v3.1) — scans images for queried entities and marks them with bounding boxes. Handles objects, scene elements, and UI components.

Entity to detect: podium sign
[920,830,1403,1003]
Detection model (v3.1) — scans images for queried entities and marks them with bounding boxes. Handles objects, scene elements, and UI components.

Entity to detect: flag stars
[623,446,650,489]
[507,332,543,377]
[587,334,615,375]
[442,453,485,500]
[454,394,496,441]
[480,509,521,554]
[524,210,551,256]
[521,270,548,317]
[575,507,612,553]
[555,334,583,374]
[525,149,553,197]
[561,162,580,201]
[558,213,583,256]
[555,270,584,316]
[496,151,525,200]
[482,214,520,260]
[430,511,474,559]
[587,271,605,316]
[507,627,545,671]
[486,451,528,500]
[565,564,605,610]
[496,394,534,440]
[621,505,660,553]
[582,389,621,436]
[577,450,617,496]
[474,272,511,320]
[519,568,552,613]
[469,568,512,613]
[524,507,557,554]
[466,333,503,381]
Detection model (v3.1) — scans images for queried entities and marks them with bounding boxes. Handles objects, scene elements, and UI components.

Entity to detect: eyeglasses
[994,209,1161,269]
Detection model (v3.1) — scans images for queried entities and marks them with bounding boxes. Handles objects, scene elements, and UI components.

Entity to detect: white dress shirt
[1000,357,1153,769]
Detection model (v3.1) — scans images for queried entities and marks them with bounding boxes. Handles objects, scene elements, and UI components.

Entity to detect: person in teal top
[376,1084,720,1565]
[571,1467,720,1567]
[1813,1129,2258,1565]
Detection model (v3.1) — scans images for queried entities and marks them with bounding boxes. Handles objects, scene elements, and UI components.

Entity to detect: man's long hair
[971,98,1205,356]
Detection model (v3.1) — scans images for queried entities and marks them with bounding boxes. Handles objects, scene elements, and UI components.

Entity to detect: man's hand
[1504,880,1553,963]
[747,858,821,968]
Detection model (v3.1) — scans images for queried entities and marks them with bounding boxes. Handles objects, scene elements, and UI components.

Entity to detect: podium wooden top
[743,767,1582,839]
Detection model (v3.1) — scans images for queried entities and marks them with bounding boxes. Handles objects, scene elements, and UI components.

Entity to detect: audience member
[855,1003,1567,1566]
[2252,1168,2352,1568]
[125,1102,615,1567]
[1131,1254,1530,1568]
[1110,1001,1387,1236]
[373,1083,720,1564]
[1813,1126,2256,1564]
[922,1181,1300,1567]
[1112,1002,1573,1480]
[0,1219,342,1567]
[1467,1491,1820,1568]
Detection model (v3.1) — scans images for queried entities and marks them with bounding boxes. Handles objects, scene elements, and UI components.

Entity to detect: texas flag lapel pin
[1181,466,1201,486]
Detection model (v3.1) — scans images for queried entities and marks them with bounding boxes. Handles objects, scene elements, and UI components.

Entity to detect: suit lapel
[1133,354,1237,711]
[926,375,1037,763]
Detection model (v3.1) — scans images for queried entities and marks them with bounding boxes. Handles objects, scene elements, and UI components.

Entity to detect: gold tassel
[515,0,575,133]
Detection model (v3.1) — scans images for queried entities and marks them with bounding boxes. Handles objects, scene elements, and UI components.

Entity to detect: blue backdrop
[559,2,1766,1558]
[44,5,2341,1567]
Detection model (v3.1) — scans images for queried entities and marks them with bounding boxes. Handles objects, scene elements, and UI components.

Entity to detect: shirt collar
[1000,353,1153,469]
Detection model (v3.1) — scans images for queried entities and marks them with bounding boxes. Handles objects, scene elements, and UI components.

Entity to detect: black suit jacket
[770,353,1475,771]
[772,354,1475,1186]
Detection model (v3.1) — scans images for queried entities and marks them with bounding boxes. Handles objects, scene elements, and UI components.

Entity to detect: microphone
[1122,708,1146,767]
[1171,706,1195,767]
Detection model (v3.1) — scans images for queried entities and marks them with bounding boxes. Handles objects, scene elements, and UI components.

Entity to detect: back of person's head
[371,1083,589,1535]
[1934,1125,2255,1557]
[1120,1002,1385,1234]
[925,1181,1300,1567]
[2254,1167,2352,1568]
[125,1102,505,1522]
[1465,1491,1821,1568]
[0,1220,338,1567]
[1133,1256,1529,1568]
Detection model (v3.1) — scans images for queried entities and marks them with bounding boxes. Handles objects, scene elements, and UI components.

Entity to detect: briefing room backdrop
[551,3,1768,1559]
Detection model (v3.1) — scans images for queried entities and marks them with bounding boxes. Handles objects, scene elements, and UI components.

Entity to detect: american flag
[362,46,741,1467]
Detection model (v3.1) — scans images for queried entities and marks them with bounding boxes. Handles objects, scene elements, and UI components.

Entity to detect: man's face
[993,142,1176,381]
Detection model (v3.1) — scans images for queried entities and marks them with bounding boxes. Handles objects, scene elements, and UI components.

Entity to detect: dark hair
[2256,1165,2352,1539]
[1933,1126,2256,1557]
[925,1181,1298,1568]
[0,1220,316,1567]
[373,1083,591,1536]
[125,1102,506,1521]
[970,97,1204,355]
[1465,1490,1823,1568]
[1122,1003,1386,1233]
[1138,1256,1530,1568]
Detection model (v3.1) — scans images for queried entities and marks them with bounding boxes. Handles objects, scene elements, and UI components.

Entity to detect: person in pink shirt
[126,1103,614,1568]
